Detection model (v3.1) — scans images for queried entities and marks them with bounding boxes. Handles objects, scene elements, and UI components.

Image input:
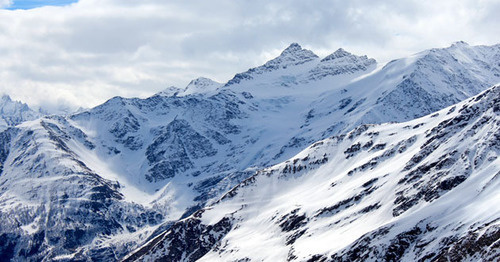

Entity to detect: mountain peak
[281,42,303,54]
[0,94,40,130]
[183,77,221,95]
[276,42,318,59]
[322,48,353,61]
[451,41,469,47]
[224,43,319,86]
[0,94,26,108]
[186,77,219,88]
[1,94,12,102]
[261,43,318,70]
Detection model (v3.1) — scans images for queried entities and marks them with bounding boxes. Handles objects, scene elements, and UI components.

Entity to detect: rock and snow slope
[125,85,500,262]
[0,42,499,260]
[0,117,166,261]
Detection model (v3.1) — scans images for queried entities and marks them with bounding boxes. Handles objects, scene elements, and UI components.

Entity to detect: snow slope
[125,84,500,262]
[0,42,499,260]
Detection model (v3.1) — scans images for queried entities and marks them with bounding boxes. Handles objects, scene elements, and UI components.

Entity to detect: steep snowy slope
[0,117,167,261]
[125,85,500,262]
[0,95,40,131]
[1,42,499,260]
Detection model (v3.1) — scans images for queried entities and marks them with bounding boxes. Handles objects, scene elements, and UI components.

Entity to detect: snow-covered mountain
[0,42,499,261]
[124,84,500,261]
[0,95,40,131]
[156,77,222,97]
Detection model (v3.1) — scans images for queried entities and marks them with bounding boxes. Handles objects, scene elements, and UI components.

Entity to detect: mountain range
[0,41,498,261]
[124,84,500,261]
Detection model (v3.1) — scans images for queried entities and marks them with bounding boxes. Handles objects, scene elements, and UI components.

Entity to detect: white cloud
[0,0,499,111]
[0,0,11,8]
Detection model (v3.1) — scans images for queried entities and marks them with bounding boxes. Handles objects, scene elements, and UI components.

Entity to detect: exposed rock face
[145,119,217,182]
[123,211,233,262]
[0,119,165,261]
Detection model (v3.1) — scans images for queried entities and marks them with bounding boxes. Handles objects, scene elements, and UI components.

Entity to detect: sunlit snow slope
[126,85,500,262]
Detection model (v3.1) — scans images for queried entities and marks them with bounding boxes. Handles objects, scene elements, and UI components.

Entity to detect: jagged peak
[244,43,314,71]
[274,42,318,60]
[1,94,12,102]
[262,43,319,69]
[321,48,353,62]
[0,94,30,109]
[280,43,303,55]
[319,48,375,64]
[224,43,319,86]
[0,94,39,128]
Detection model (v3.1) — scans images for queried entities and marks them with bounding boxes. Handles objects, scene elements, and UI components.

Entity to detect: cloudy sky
[0,0,499,111]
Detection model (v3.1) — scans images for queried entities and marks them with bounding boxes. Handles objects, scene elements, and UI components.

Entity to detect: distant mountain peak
[225,43,319,86]
[269,43,319,66]
[281,42,303,54]
[186,77,219,88]
[0,94,27,110]
[1,94,12,102]
[321,48,353,62]
[451,40,469,47]
[183,77,221,95]
[0,94,40,130]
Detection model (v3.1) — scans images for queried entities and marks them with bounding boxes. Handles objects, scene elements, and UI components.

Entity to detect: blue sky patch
[5,0,78,10]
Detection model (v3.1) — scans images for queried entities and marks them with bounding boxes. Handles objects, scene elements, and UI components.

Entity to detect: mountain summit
[321,48,352,61]
[225,43,320,86]
[225,43,376,88]
[267,43,319,68]
[183,77,221,95]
